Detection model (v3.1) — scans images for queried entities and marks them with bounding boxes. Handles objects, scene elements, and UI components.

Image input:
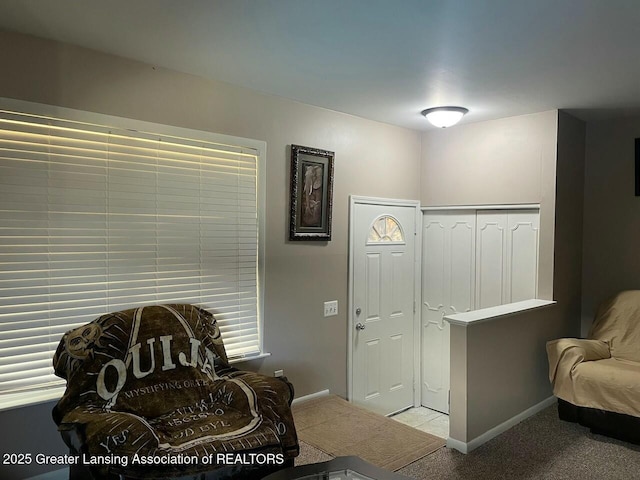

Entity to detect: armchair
[52,304,299,479]
[546,290,640,443]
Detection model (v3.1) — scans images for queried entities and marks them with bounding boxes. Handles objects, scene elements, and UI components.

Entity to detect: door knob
[355,322,366,331]
[355,307,362,316]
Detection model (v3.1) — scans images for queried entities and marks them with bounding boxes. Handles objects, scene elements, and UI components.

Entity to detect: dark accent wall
[582,116,640,334]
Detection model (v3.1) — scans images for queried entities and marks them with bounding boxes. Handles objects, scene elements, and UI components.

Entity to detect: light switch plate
[324,300,338,317]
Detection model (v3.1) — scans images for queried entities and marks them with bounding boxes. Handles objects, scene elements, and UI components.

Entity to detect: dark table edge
[261,456,412,480]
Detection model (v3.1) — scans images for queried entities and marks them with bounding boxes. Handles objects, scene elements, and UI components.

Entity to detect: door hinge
[413,300,416,313]
[448,390,451,409]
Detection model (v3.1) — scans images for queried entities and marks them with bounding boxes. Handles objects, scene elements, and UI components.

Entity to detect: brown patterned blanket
[52,304,298,479]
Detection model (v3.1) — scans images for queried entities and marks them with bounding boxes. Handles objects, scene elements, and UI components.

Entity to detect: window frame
[0,97,267,410]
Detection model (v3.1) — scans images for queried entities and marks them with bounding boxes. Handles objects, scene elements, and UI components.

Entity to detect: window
[0,100,265,404]
[367,215,405,244]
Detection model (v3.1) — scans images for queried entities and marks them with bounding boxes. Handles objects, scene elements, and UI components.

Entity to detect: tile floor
[390,406,449,439]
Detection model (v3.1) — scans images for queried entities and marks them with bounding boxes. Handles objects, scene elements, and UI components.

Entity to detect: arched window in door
[367,215,405,244]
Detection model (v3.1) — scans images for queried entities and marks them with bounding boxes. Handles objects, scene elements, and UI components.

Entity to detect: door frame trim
[347,195,422,409]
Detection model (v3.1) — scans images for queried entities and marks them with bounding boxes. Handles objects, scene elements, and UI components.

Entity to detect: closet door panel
[421,214,449,413]
[475,212,507,309]
[506,210,539,302]
[421,211,475,413]
[449,217,476,314]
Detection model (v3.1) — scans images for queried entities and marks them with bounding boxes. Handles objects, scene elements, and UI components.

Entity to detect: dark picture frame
[289,144,335,241]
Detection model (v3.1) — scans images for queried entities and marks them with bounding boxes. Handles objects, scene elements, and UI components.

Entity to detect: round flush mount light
[421,106,469,128]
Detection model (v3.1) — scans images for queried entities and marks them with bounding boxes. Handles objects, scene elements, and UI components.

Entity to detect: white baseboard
[292,389,330,406]
[446,437,469,454]
[447,395,556,454]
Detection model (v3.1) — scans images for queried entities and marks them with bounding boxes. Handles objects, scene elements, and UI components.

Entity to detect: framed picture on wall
[289,144,335,241]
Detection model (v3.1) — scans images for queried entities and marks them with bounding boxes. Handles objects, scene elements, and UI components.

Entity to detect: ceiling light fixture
[421,106,469,128]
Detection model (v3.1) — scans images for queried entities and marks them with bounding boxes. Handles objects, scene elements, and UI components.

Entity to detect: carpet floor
[292,395,445,471]
[296,403,640,480]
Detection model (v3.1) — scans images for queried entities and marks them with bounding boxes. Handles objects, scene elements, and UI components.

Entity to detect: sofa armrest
[546,338,611,385]
[226,371,299,457]
[57,408,160,479]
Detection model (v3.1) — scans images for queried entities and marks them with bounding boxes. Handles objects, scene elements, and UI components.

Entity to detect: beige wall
[425,111,585,447]
[582,116,640,334]
[421,110,559,300]
[465,307,558,439]
[421,111,557,206]
[0,30,421,476]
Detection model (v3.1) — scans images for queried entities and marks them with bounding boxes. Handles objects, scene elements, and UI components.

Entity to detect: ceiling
[1,0,640,131]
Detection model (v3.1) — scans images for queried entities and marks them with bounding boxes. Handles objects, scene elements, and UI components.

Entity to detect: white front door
[351,200,417,416]
[422,211,476,413]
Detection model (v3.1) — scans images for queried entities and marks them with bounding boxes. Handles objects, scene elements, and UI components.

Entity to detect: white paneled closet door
[421,208,539,414]
[421,211,475,413]
[476,210,540,308]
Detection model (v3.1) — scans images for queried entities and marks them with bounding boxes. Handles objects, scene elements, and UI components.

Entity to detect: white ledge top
[444,299,556,327]
[228,352,271,364]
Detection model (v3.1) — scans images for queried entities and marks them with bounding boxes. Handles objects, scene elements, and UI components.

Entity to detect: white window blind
[0,105,264,397]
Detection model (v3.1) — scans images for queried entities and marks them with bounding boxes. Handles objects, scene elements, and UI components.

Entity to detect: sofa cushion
[58,373,288,478]
[572,358,640,418]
